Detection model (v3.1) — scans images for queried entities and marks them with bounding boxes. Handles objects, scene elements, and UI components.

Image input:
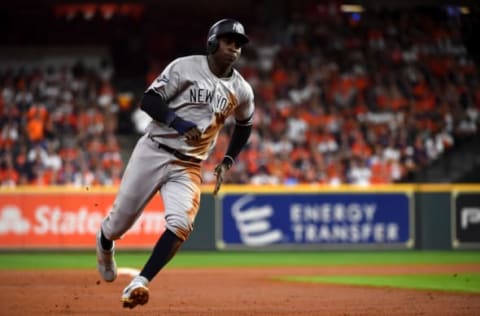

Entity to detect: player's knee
[164,213,193,241]
[101,215,133,240]
[102,223,123,240]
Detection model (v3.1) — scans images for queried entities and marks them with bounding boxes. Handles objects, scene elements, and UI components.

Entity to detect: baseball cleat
[122,276,150,309]
[96,230,117,282]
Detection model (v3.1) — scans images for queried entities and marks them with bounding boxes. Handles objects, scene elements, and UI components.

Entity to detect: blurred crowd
[1,7,480,187]
[0,62,125,187]
[202,7,480,185]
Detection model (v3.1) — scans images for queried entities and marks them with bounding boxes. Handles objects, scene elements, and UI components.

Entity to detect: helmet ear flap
[206,35,218,55]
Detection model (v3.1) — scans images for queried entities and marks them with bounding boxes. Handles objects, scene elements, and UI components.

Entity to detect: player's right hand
[184,125,201,141]
[170,117,201,141]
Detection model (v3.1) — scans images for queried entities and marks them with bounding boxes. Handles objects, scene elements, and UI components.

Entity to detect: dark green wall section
[414,193,452,250]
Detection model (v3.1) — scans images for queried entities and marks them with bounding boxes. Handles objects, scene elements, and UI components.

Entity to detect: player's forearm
[141,91,197,134]
[223,123,252,168]
[141,91,177,125]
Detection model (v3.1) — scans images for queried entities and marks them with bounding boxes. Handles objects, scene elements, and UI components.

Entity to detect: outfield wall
[0,185,479,250]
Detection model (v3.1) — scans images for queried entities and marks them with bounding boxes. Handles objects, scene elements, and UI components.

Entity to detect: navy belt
[149,136,201,163]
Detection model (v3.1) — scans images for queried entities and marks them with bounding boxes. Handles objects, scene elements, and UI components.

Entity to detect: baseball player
[96,18,254,309]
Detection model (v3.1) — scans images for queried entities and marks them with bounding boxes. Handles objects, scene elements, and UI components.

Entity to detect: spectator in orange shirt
[26,105,47,145]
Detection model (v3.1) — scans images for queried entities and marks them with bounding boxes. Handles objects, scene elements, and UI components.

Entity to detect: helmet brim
[217,32,249,46]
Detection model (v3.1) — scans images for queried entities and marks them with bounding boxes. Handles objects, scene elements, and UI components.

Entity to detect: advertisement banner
[452,192,480,249]
[0,189,165,249]
[217,192,413,250]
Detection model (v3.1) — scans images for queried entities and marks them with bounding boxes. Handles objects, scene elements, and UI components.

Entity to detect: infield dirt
[1,264,479,315]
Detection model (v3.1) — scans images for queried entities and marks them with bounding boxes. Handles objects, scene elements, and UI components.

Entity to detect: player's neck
[207,55,233,78]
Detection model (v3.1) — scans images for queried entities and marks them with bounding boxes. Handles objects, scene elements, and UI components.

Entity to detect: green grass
[0,250,479,270]
[277,273,480,293]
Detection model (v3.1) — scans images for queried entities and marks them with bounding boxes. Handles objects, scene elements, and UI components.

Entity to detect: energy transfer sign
[216,192,413,250]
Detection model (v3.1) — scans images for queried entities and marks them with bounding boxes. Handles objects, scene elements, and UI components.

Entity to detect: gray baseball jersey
[146,55,254,160]
[101,55,254,241]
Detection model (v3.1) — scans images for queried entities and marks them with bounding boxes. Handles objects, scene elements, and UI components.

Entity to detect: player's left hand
[213,162,229,195]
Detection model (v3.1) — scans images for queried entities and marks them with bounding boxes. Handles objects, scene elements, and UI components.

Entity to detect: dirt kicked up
[1,264,479,316]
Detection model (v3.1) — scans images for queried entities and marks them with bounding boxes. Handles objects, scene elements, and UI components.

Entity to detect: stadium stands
[1,2,479,187]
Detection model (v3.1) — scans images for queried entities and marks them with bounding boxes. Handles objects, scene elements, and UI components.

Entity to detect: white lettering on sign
[289,202,402,243]
[291,223,400,243]
[34,206,104,235]
[290,203,377,223]
[461,207,480,229]
[0,205,164,236]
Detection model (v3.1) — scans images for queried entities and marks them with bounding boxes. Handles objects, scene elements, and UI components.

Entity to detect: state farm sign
[0,189,165,249]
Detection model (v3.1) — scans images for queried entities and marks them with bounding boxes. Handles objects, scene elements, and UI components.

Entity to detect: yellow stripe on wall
[0,184,479,195]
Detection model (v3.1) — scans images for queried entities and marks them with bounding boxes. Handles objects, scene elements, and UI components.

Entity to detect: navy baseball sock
[140,229,183,281]
[100,229,113,250]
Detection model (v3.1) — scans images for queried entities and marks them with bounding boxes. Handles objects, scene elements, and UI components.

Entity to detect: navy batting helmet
[206,19,249,55]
